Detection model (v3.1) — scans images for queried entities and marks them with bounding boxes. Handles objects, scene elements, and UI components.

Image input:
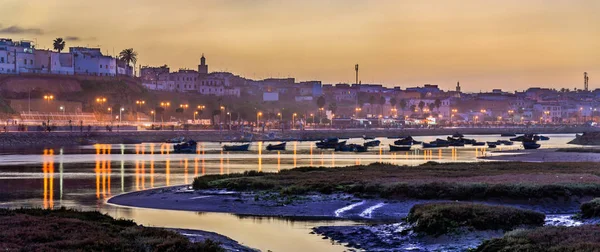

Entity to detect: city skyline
[1,0,599,91]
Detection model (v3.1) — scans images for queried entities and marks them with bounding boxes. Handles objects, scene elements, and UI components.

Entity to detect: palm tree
[399,99,407,116]
[328,102,338,115]
[316,96,326,124]
[53,38,65,53]
[378,96,386,116]
[119,48,138,76]
[428,103,435,113]
[434,99,442,112]
[418,101,425,114]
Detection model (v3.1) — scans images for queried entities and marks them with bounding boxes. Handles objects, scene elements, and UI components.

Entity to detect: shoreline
[481,148,600,162]
[0,127,590,148]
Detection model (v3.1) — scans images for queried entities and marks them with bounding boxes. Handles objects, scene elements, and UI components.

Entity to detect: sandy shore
[169,228,258,252]
[481,148,600,162]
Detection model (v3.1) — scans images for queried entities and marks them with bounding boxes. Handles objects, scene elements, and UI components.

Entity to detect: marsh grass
[0,208,224,251]
[193,162,600,200]
[406,202,545,236]
[476,225,600,252]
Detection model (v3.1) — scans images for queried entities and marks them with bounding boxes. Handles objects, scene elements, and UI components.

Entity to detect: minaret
[198,54,208,75]
[456,81,461,92]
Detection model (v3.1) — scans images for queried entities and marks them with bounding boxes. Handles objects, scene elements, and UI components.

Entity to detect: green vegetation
[580,198,600,218]
[557,148,600,153]
[193,162,600,200]
[0,95,15,114]
[476,225,600,252]
[406,202,545,236]
[0,208,224,251]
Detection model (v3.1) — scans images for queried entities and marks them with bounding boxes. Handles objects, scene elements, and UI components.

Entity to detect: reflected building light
[227,153,230,175]
[42,149,55,209]
[257,142,262,172]
[293,142,297,168]
[194,157,199,177]
[309,145,313,166]
[277,151,281,172]
[121,144,125,192]
[59,148,63,201]
[166,158,171,186]
[184,158,189,184]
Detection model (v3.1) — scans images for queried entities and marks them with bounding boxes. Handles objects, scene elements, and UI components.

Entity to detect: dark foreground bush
[0,207,224,251]
[580,198,600,218]
[406,202,545,236]
[476,225,600,252]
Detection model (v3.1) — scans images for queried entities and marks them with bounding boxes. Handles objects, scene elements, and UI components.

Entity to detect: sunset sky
[1,0,598,91]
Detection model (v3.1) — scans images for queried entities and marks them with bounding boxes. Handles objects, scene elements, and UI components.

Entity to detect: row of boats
[170,133,549,153]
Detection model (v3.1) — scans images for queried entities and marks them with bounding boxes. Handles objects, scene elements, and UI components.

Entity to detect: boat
[266,142,286,151]
[422,143,438,148]
[472,142,486,146]
[223,143,250,151]
[363,136,375,140]
[174,140,197,153]
[523,142,541,150]
[501,133,517,137]
[449,142,465,147]
[487,144,497,148]
[166,136,185,143]
[364,140,381,147]
[539,135,550,141]
[487,141,500,146]
[394,139,413,145]
[352,144,368,153]
[510,134,538,142]
[336,143,364,152]
[452,132,464,138]
[389,144,411,152]
[498,140,514,145]
[316,138,341,149]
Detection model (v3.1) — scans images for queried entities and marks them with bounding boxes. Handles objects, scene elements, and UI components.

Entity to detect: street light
[107,107,112,122]
[59,106,65,115]
[150,110,155,122]
[277,112,282,121]
[44,95,54,104]
[119,108,125,123]
[257,112,263,127]
[227,111,231,129]
[193,111,198,121]
[292,113,297,130]
[310,113,315,126]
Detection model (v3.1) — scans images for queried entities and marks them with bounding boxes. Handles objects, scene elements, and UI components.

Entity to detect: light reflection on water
[0,134,579,251]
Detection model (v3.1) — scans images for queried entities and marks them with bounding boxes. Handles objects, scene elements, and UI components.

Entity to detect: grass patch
[406,202,545,236]
[0,207,224,251]
[192,162,600,200]
[476,225,600,252]
[580,198,600,218]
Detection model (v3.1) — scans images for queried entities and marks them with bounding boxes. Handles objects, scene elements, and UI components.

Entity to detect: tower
[456,81,461,92]
[584,72,589,91]
[354,64,359,86]
[198,54,208,75]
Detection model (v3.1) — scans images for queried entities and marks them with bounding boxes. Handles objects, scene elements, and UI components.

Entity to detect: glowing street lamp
[119,107,125,123]
[150,110,155,122]
[59,106,65,115]
[44,95,54,104]
[292,113,297,130]
[256,112,263,127]
[277,112,282,121]
[107,107,113,122]
[310,113,315,125]
[193,111,198,121]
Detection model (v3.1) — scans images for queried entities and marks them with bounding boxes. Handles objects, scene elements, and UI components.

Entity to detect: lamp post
[194,111,198,121]
[508,110,514,124]
[451,108,458,126]
[135,100,145,122]
[59,106,65,115]
[227,112,231,130]
[256,112,262,128]
[310,113,314,127]
[292,113,297,130]
[95,97,106,108]
[160,102,170,127]
[44,95,54,105]
[107,107,112,123]
[119,108,124,123]
[150,110,155,123]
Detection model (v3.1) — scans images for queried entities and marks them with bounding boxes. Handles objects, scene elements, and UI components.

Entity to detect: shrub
[476,225,600,252]
[580,198,600,218]
[406,202,545,236]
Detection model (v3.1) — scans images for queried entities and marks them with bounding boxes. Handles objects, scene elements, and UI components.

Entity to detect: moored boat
[501,133,517,137]
[472,142,486,146]
[422,142,438,148]
[174,140,197,153]
[223,143,250,151]
[266,142,286,151]
[452,132,464,138]
[523,141,541,150]
[166,136,185,143]
[364,140,381,147]
[389,144,411,152]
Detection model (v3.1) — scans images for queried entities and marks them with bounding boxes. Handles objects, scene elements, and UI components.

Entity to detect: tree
[410,105,417,114]
[53,38,65,53]
[399,99,407,116]
[428,103,435,112]
[328,102,338,115]
[119,48,138,75]
[434,99,442,112]
[378,96,386,115]
[316,96,326,109]
[418,101,425,113]
[389,97,397,109]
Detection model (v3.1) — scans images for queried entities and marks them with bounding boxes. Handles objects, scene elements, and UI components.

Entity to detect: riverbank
[481,148,600,162]
[0,126,593,148]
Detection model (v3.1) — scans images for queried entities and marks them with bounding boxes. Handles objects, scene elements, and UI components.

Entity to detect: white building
[0,38,35,74]
[33,49,74,75]
[70,47,133,77]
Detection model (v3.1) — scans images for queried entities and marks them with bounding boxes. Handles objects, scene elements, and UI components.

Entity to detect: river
[0,134,579,251]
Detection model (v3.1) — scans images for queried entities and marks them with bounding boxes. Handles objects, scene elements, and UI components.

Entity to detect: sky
[1,0,599,92]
